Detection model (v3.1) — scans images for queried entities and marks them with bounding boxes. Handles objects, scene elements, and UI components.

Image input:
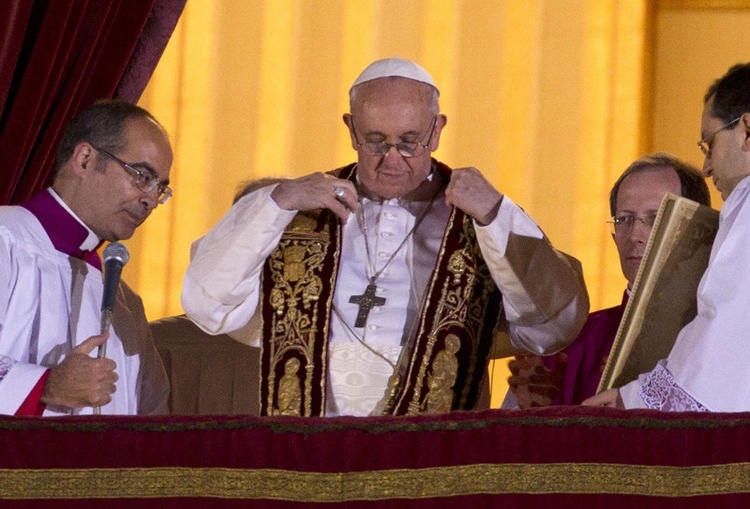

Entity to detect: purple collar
[21,190,103,270]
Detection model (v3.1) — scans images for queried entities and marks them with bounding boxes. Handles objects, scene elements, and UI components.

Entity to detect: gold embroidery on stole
[263,212,336,416]
[386,206,500,416]
[260,162,498,416]
[425,334,461,413]
[277,358,302,415]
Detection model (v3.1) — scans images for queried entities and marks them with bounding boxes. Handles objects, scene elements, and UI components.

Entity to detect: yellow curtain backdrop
[129,0,651,407]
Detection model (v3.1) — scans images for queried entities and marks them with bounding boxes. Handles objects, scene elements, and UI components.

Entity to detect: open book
[597,193,720,392]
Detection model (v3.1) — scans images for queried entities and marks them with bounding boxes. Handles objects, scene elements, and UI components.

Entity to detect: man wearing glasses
[586,62,750,411]
[507,153,709,408]
[0,100,171,416]
[182,57,589,417]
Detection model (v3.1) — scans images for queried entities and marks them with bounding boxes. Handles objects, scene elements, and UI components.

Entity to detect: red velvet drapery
[2,407,750,508]
[0,0,186,205]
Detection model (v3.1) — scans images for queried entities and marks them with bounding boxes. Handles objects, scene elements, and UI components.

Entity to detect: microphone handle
[95,242,129,416]
[94,308,113,415]
[97,308,113,358]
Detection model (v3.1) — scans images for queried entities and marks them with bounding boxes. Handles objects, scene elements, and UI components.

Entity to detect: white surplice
[620,176,750,412]
[0,197,168,416]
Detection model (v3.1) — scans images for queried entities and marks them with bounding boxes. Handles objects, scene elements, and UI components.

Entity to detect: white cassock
[0,189,168,416]
[183,184,587,416]
[620,176,750,412]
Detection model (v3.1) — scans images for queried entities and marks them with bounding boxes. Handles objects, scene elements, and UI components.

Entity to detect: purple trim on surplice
[21,190,103,271]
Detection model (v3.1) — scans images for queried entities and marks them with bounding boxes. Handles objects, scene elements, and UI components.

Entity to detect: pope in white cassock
[0,100,171,416]
[182,58,590,417]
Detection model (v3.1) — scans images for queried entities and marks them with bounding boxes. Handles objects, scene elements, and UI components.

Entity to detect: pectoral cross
[349,283,386,327]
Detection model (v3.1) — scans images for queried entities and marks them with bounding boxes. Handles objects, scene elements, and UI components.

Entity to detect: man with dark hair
[183,57,589,417]
[0,99,172,415]
[586,62,750,411]
[508,153,710,408]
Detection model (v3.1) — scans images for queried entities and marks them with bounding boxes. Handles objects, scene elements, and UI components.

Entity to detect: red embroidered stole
[259,162,500,416]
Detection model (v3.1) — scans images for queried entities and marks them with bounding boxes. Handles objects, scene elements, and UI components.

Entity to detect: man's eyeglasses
[351,115,437,158]
[607,213,658,235]
[698,117,741,158]
[92,145,172,204]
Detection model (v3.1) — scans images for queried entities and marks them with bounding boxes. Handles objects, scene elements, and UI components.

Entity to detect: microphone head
[102,242,130,265]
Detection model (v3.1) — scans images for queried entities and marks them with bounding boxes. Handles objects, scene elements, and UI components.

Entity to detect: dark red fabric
[0,1,33,115]
[0,0,186,205]
[116,0,187,103]
[2,407,750,507]
[13,370,48,416]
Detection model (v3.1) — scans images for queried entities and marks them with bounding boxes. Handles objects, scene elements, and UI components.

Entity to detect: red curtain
[0,0,186,205]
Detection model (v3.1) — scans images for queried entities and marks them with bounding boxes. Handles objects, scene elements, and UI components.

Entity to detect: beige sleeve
[476,196,590,356]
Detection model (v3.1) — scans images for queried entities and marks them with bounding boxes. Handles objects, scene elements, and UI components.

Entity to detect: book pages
[598,194,719,392]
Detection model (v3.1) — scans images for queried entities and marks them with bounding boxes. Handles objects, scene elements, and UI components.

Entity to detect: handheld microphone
[94,242,129,415]
[97,242,130,357]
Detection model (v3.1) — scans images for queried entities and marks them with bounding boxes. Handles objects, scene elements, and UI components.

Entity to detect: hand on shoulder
[270,172,359,222]
[444,167,503,225]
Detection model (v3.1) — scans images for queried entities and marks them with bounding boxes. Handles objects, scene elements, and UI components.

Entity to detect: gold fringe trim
[3,462,750,500]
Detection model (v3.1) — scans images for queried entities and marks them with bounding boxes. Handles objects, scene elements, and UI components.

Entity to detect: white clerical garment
[0,189,168,416]
[620,176,750,412]
[183,182,587,416]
